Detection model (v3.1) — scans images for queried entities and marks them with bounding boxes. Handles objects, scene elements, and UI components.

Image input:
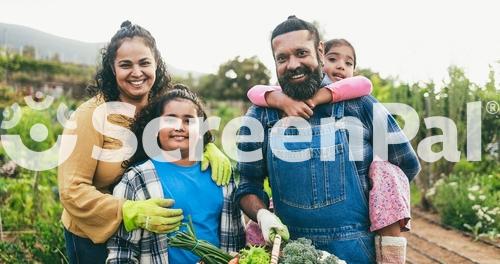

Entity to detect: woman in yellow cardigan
[57,21,231,264]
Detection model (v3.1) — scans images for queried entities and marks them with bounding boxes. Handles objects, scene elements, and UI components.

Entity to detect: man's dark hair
[271,15,320,50]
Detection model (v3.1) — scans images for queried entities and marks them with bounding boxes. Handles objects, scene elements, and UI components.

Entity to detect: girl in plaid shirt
[107,85,245,263]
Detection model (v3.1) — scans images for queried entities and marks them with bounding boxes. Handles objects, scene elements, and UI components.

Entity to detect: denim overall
[265,102,375,263]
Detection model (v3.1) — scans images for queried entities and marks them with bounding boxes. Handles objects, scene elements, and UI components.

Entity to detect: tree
[197,56,271,101]
[21,45,36,59]
[172,72,198,92]
[50,52,61,63]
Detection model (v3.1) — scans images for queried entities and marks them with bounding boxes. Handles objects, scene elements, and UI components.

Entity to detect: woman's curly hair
[87,20,171,102]
[123,84,214,168]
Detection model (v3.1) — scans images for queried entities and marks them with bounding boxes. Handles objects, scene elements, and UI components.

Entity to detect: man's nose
[287,56,301,71]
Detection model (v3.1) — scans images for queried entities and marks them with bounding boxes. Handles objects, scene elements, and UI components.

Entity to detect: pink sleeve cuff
[247,85,282,107]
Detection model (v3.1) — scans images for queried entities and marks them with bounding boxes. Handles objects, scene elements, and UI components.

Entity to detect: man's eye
[298,51,307,57]
[276,57,286,63]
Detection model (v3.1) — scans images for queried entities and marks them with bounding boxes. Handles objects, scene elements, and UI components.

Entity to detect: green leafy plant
[238,245,270,264]
[168,217,233,264]
[19,219,67,263]
[280,238,345,264]
[428,172,500,240]
[0,241,29,264]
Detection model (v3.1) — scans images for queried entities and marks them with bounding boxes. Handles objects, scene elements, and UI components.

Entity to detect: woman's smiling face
[113,36,157,104]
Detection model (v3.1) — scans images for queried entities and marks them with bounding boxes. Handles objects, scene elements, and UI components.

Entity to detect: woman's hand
[202,143,232,186]
[122,198,184,233]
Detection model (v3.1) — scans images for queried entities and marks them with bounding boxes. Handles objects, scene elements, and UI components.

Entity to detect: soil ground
[404,208,500,264]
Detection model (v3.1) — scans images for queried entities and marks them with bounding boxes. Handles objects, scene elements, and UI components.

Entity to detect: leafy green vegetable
[280,238,319,264]
[280,238,344,264]
[238,245,270,264]
[168,217,233,264]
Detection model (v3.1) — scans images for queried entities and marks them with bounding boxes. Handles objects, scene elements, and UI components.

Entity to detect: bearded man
[235,16,420,263]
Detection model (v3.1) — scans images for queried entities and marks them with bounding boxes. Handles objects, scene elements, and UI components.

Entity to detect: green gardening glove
[122,198,184,233]
[201,143,232,186]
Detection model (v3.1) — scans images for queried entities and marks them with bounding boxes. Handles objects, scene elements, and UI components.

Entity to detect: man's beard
[278,65,323,101]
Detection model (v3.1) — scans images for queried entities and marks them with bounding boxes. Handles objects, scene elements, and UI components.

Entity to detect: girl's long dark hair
[87,20,171,102]
[123,84,214,168]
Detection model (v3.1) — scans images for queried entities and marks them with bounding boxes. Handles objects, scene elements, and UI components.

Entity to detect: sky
[1,0,499,86]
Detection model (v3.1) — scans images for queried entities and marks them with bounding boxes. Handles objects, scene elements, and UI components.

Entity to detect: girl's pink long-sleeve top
[247,76,372,106]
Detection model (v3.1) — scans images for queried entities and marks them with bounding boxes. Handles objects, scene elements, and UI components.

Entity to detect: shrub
[0,219,67,263]
[429,172,500,240]
[0,241,29,263]
[19,220,67,263]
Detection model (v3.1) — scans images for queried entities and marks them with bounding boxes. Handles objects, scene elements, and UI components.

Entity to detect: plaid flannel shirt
[107,160,245,264]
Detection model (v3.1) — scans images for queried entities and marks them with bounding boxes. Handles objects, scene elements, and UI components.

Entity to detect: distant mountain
[0,22,105,65]
[0,22,204,77]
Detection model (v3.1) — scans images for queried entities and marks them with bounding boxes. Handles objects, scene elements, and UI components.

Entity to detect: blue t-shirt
[152,158,223,264]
